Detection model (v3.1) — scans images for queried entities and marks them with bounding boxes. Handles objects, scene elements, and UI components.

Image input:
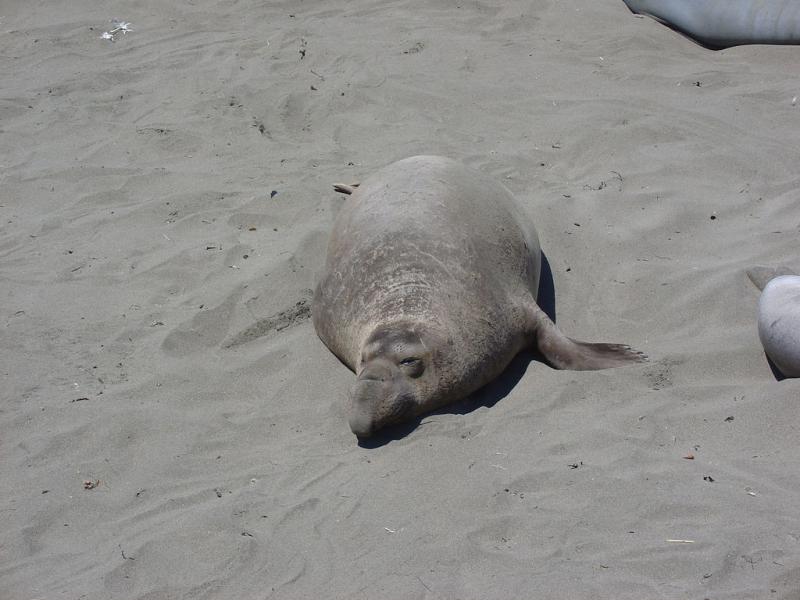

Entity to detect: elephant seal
[622,0,800,48]
[748,267,800,377]
[313,156,646,438]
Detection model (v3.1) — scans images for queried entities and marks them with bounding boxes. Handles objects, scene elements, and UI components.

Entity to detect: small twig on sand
[333,182,360,195]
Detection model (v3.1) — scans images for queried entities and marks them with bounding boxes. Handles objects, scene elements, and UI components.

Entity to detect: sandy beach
[2,0,800,598]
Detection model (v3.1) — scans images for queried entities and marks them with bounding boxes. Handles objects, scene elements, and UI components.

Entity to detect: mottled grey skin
[313,156,645,438]
[622,0,800,48]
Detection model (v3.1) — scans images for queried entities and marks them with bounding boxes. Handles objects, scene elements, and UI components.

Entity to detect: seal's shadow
[766,355,786,382]
[358,254,557,448]
[536,252,556,323]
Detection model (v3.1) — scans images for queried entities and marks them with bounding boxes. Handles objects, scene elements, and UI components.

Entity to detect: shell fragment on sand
[101,19,133,42]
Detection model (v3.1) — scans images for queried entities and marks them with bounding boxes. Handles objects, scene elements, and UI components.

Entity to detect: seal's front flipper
[526,303,646,370]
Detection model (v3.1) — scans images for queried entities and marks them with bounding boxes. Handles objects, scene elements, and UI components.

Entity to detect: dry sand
[2,1,800,598]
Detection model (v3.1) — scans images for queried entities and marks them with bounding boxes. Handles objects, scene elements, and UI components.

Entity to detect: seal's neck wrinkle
[365,280,435,322]
[360,261,471,328]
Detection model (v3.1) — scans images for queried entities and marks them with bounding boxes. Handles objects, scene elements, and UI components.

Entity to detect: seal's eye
[399,357,424,378]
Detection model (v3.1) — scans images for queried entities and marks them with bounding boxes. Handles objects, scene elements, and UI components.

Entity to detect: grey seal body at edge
[313,156,645,438]
[622,0,800,48]
[748,267,800,378]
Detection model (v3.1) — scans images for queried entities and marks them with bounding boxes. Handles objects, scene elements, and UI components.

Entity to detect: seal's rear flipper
[527,303,647,370]
[747,265,797,292]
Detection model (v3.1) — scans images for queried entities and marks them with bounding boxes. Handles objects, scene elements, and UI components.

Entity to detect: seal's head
[349,322,445,438]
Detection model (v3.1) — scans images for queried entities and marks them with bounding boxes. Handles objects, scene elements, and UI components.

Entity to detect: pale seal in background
[748,267,800,377]
[313,156,646,438]
[622,0,800,48]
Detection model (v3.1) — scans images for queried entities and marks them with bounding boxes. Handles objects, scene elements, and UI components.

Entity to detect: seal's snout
[348,374,417,438]
[349,378,385,438]
[356,360,394,383]
[348,410,374,438]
